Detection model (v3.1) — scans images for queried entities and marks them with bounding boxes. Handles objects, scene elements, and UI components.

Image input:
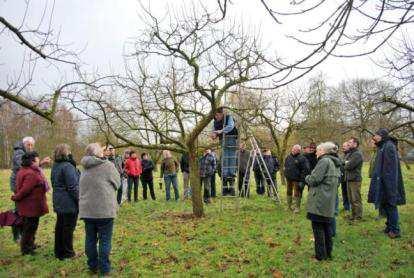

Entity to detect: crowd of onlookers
[1,126,406,274]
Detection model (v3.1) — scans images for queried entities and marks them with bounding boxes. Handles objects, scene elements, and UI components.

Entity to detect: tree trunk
[188,144,203,217]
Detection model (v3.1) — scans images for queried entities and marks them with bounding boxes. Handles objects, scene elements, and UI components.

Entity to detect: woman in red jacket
[124,150,142,202]
[11,151,49,255]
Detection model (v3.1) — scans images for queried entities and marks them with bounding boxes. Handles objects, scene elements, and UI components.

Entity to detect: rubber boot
[287,196,293,211]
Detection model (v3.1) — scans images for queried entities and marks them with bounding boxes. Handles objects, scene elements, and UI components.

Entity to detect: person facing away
[284,145,310,213]
[105,145,124,205]
[305,142,341,261]
[160,150,180,201]
[199,148,216,204]
[140,153,156,200]
[210,107,238,196]
[9,136,51,242]
[124,150,142,202]
[51,144,80,260]
[237,143,251,197]
[344,137,364,221]
[11,151,49,256]
[79,143,120,275]
[180,152,191,199]
[369,128,406,239]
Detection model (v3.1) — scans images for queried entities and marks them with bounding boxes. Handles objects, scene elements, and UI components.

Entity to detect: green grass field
[0,165,413,277]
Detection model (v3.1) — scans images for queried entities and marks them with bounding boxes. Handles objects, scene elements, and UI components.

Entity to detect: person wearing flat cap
[369,128,406,239]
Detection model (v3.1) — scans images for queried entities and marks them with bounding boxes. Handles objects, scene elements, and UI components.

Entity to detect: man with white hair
[9,136,51,242]
[284,144,310,213]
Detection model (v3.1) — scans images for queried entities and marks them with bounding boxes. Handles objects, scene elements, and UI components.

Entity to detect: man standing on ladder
[211,107,238,196]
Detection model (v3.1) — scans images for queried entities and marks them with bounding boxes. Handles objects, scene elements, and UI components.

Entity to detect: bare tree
[0,0,80,123]
[67,4,279,217]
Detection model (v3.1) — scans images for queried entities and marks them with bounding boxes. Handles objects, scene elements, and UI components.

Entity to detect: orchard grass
[0,165,413,277]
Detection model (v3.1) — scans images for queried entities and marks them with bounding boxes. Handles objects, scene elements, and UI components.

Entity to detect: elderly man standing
[79,143,120,275]
[9,136,50,242]
[370,128,406,238]
[284,145,310,213]
[344,137,364,221]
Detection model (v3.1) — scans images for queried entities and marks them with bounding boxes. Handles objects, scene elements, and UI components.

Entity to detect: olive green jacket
[305,154,341,218]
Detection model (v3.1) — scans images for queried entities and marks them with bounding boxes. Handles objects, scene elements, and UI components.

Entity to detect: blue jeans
[84,218,114,274]
[221,135,237,178]
[383,203,400,234]
[164,174,179,201]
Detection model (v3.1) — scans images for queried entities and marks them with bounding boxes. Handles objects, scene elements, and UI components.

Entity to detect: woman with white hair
[305,142,341,261]
[79,143,120,275]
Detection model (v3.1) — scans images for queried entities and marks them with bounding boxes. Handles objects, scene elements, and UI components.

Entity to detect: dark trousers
[210,174,216,198]
[141,179,156,200]
[55,213,77,259]
[84,218,114,274]
[238,170,250,197]
[340,181,350,211]
[127,176,139,202]
[21,216,39,255]
[383,203,400,234]
[254,171,265,195]
[311,221,333,261]
[12,202,21,241]
[117,176,123,204]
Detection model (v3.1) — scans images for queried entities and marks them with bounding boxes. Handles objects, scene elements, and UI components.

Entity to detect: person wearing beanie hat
[370,128,406,238]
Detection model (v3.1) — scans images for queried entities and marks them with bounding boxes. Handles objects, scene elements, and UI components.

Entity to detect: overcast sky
[1,0,411,93]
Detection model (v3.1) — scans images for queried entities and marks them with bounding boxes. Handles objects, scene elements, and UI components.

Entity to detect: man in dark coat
[370,128,406,238]
[237,143,251,197]
[140,153,156,200]
[284,145,310,213]
[304,143,318,172]
[344,137,364,220]
[254,149,279,196]
[199,149,216,204]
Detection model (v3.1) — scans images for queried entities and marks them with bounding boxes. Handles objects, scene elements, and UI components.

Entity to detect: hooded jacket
[10,141,26,193]
[79,156,120,219]
[368,137,406,207]
[124,157,142,177]
[305,154,341,218]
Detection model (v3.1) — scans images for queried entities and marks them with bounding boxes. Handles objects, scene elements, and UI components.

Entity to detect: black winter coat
[141,159,155,181]
[304,152,318,172]
[284,153,310,182]
[368,137,406,207]
[180,153,190,173]
[254,155,279,175]
[51,160,80,214]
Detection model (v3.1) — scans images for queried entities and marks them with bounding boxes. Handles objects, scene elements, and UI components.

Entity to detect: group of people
[4,121,407,273]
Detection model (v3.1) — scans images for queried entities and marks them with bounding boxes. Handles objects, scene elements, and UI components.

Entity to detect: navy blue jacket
[368,137,406,207]
[51,160,80,214]
[254,155,279,175]
[141,159,155,181]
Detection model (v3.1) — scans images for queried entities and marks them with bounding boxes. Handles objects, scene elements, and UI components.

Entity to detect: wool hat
[375,128,389,138]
